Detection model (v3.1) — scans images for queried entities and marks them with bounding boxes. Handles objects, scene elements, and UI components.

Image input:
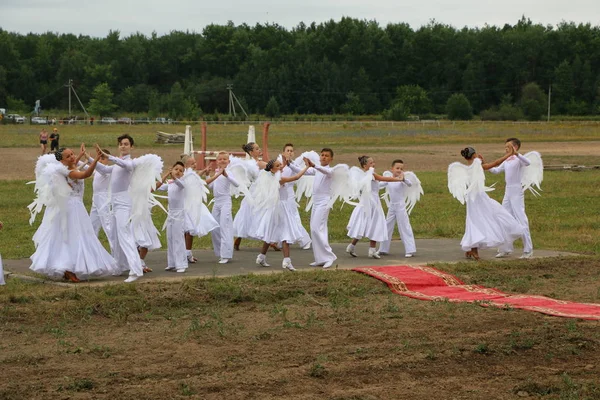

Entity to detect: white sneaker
[310,261,325,267]
[322,260,335,269]
[282,259,296,272]
[405,253,414,258]
[187,254,197,263]
[346,244,357,257]
[218,258,230,264]
[519,252,533,259]
[176,269,186,273]
[302,242,312,250]
[368,248,381,259]
[165,266,176,271]
[124,275,140,283]
[495,251,511,258]
[256,255,270,267]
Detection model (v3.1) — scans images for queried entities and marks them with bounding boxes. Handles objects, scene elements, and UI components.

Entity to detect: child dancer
[88,149,113,248]
[281,143,312,249]
[448,147,524,260]
[29,146,119,282]
[156,162,188,273]
[181,155,210,263]
[378,159,418,257]
[207,152,240,264]
[253,157,312,270]
[346,156,405,259]
[233,142,267,250]
[489,138,535,259]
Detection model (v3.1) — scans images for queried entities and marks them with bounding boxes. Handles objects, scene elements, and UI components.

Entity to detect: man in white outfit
[98,134,144,282]
[304,148,337,269]
[489,137,533,259]
[378,160,416,257]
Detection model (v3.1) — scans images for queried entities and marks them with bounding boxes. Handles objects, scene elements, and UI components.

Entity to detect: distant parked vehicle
[155,117,168,124]
[100,117,117,125]
[117,117,133,124]
[6,114,25,123]
[31,116,49,125]
[134,117,151,124]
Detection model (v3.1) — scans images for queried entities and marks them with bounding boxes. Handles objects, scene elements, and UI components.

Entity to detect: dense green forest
[1,17,600,120]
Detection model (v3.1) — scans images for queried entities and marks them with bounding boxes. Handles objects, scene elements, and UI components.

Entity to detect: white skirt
[461,192,525,251]
[184,204,219,237]
[30,196,119,279]
[233,197,258,239]
[132,213,161,250]
[253,200,306,244]
[347,192,388,242]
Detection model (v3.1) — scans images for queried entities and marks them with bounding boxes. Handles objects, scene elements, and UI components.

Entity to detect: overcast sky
[1,0,598,38]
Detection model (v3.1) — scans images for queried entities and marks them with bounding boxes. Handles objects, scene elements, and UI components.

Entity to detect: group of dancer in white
[25,133,542,283]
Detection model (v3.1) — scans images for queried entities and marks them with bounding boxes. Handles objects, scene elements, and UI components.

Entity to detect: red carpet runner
[353,265,600,320]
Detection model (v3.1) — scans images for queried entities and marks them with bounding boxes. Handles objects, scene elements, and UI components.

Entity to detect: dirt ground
[4,141,599,180]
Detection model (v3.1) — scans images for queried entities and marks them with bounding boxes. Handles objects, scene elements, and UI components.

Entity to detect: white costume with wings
[346,167,388,243]
[88,158,114,248]
[378,171,422,255]
[208,167,240,260]
[282,160,312,248]
[29,156,119,280]
[104,154,162,278]
[448,158,525,252]
[489,152,542,254]
[232,159,261,240]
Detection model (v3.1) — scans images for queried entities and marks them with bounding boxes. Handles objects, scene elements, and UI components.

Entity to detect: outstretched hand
[303,157,315,167]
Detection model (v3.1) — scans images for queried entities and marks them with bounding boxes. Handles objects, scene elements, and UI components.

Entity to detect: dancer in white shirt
[207,152,240,264]
[489,138,535,259]
[345,156,406,259]
[378,159,418,257]
[88,149,113,249]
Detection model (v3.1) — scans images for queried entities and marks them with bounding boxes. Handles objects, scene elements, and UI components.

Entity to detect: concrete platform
[2,239,575,286]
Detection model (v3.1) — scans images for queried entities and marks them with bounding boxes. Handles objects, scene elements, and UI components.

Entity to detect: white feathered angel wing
[28,162,72,235]
[181,169,219,235]
[295,151,320,167]
[403,171,424,215]
[248,170,280,211]
[380,170,393,207]
[329,164,358,209]
[522,151,543,196]
[130,154,165,224]
[227,156,251,197]
[448,162,471,205]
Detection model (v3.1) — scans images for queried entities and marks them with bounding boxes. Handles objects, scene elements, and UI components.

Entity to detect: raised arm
[482,147,515,171]
[68,147,102,180]
[516,153,531,166]
[205,169,224,185]
[155,168,172,190]
[280,162,310,184]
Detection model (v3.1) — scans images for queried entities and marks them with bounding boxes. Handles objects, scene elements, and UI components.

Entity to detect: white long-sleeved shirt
[105,155,135,194]
[489,153,530,187]
[303,164,333,198]
[89,157,113,193]
[208,171,239,198]
[381,176,413,205]
[157,179,185,209]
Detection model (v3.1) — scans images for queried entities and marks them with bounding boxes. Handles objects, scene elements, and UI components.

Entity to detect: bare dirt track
[3,141,600,180]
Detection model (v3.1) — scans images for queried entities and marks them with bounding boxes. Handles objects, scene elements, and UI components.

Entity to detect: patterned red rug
[353,265,600,320]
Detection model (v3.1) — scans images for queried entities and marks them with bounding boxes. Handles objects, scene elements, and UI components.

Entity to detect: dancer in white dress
[489,138,543,259]
[156,162,188,272]
[29,146,119,282]
[233,142,267,249]
[180,155,210,263]
[346,156,406,259]
[378,159,423,257]
[207,152,240,264]
[280,143,312,249]
[253,157,312,271]
[448,147,525,261]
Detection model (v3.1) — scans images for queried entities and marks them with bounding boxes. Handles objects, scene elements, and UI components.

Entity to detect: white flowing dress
[347,179,388,242]
[232,161,260,239]
[30,169,119,279]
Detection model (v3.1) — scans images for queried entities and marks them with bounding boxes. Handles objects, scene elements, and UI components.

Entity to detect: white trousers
[499,186,533,253]
[0,254,5,285]
[166,209,187,270]
[378,202,416,255]
[110,192,143,277]
[211,199,234,259]
[310,196,336,264]
[90,192,113,249]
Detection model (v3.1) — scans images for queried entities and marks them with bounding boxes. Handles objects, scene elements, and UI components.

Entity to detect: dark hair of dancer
[242,142,256,155]
[461,147,476,160]
[506,137,521,150]
[54,148,66,161]
[102,149,111,155]
[173,161,185,168]
[265,159,277,172]
[358,155,370,167]
[118,134,134,146]
[321,148,334,157]
[391,159,404,165]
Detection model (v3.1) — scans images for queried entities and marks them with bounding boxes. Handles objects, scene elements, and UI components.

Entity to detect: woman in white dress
[448,147,525,260]
[346,156,406,259]
[30,146,119,282]
[253,157,312,271]
[232,142,267,249]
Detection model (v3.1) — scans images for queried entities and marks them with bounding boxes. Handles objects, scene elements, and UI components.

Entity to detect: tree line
[1,16,600,120]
